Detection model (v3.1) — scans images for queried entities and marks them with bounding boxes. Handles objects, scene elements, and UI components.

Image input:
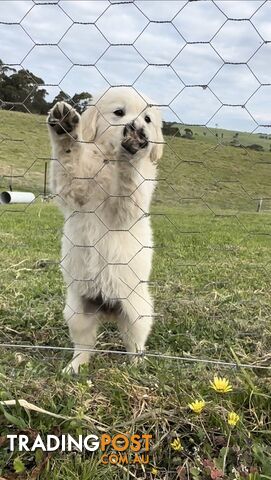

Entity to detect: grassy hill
[1,110,271,211]
[0,110,49,194]
[0,110,271,478]
[171,122,271,150]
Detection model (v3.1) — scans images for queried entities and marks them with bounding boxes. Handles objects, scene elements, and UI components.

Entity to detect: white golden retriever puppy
[47,87,164,373]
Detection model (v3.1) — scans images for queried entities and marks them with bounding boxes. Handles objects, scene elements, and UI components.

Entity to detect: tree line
[0,60,92,115]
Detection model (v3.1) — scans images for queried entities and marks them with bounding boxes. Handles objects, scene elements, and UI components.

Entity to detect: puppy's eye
[145,115,151,123]
[114,109,125,117]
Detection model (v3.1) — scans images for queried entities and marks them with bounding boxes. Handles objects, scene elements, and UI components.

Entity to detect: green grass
[0,110,49,194]
[0,110,271,479]
[173,123,271,151]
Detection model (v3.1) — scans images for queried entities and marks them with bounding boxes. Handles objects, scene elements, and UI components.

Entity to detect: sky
[0,0,271,132]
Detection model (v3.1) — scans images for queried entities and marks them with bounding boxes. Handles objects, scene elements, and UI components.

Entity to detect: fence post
[43,161,48,199]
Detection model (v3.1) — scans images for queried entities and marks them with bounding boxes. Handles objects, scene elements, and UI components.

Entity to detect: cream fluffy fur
[47,87,164,373]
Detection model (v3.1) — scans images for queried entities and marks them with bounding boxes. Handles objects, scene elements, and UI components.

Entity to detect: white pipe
[0,191,35,204]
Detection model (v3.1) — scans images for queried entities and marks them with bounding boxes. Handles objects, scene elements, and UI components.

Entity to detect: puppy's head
[81,87,164,162]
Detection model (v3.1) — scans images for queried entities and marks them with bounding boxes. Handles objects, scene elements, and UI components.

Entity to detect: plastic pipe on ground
[0,191,35,204]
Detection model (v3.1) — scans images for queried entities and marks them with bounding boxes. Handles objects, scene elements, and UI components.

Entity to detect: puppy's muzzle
[121,121,149,155]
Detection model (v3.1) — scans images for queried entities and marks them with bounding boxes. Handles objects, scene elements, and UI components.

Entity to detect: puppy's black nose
[137,127,146,140]
[122,121,149,154]
[123,121,135,137]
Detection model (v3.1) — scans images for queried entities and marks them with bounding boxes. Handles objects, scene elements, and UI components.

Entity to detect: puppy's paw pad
[48,101,80,136]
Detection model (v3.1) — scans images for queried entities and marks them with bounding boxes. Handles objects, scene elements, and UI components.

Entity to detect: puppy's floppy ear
[150,118,164,163]
[81,105,98,142]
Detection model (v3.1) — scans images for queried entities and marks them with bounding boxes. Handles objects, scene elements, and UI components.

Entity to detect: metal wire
[1,341,271,370]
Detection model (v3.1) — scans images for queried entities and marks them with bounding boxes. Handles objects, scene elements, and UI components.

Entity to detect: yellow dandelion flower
[210,375,232,393]
[228,411,240,427]
[188,399,206,414]
[151,467,158,475]
[170,438,183,451]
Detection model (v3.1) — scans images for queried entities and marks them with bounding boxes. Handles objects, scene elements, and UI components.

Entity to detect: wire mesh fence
[1,0,271,478]
[1,0,271,365]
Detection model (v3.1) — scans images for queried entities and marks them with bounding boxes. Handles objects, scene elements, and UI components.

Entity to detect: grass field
[0,110,271,479]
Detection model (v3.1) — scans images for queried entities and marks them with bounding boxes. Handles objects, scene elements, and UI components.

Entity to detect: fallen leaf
[213,435,227,448]
[176,465,187,480]
[210,469,224,480]
[203,459,215,468]
[203,460,224,479]
[0,437,7,447]
[30,453,52,480]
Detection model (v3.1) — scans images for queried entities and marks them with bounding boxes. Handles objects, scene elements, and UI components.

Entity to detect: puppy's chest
[65,210,141,251]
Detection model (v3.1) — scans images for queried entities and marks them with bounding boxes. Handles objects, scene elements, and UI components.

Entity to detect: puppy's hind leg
[117,285,154,361]
[63,293,101,374]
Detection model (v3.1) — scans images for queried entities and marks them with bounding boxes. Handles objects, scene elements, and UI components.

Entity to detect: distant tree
[0,59,16,80]
[31,87,49,114]
[49,90,70,108]
[49,91,92,114]
[246,144,264,152]
[72,92,92,114]
[0,59,92,116]
[0,61,49,114]
[162,121,180,136]
[0,60,16,105]
[183,128,193,138]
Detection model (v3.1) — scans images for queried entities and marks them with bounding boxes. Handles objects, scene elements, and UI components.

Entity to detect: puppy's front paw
[48,101,80,137]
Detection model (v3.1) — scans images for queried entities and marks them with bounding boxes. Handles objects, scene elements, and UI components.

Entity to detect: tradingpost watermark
[6,433,152,465]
